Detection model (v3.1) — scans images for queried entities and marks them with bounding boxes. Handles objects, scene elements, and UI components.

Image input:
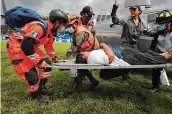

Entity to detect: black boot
[74,75,83,92]
[39,79,52,95]
[90,80,99,91]
[85,70,99,91]
[122,74,130,86]
[30,90,44,104]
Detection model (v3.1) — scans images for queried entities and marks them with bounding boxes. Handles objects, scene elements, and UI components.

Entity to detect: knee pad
[25,67,38,86]
[42,58,52,72]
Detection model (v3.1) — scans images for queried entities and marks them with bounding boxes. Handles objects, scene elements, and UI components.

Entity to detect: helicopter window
[106,15,111,21]
[101,15,106,21]
[96,15,101,22]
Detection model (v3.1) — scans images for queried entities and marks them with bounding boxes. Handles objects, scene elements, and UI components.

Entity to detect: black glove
[52,56,58,63]
[110,24,115,28]
[113,4,119,11]
[143,29,147,34]
[37,58,51,69]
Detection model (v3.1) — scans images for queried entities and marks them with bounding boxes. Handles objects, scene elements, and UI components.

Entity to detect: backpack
[5,6,47,37]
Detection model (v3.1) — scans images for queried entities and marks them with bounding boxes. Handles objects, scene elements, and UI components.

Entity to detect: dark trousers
[76,69,96,83]
[75,55,98,86]
[152,68,162,89]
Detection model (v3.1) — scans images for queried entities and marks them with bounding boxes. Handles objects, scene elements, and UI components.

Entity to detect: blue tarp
[55,33,73,43]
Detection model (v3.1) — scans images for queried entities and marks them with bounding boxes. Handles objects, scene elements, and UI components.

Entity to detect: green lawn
[1,40,172,114]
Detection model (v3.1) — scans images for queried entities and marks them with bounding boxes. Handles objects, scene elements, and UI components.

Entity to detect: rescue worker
[110,0,161,82]
[65,6,96,59]
[65,13,100,91]
[111,0,157,49]
[6,9,68,103]
[150,10,172,92]
[79,6,96,36]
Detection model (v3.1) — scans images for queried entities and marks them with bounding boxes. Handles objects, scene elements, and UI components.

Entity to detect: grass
[1,40,172,114]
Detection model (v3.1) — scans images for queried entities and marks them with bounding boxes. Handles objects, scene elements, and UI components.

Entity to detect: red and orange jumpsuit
[7,20,56,93]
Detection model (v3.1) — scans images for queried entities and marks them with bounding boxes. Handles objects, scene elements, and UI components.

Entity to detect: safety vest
[77,17,95,32]
[74,26,99,52]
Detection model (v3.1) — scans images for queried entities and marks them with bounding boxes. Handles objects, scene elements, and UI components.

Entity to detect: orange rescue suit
[7,20,56,92]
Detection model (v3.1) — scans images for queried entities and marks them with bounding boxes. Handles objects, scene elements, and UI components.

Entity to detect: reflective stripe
[40,72,51,75]
[166,13,170,17]
[28,82,39,92]
[159,13,164,17]
[40,72,51,79]
[27,53,41,65]
[48,52,56,55]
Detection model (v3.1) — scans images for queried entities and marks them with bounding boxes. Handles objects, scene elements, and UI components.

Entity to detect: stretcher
[49,59,172,70]
[50,33,172,70]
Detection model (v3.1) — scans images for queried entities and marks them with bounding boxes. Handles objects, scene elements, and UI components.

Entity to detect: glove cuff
[48,52,56,59]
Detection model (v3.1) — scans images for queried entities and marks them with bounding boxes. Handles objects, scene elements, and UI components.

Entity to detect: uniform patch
[31,31,38,38]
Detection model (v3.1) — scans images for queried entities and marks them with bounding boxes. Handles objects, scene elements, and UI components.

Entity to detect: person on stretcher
[81,43,172,65]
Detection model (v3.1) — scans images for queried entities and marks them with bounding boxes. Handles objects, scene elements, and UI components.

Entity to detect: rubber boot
[85,70,99,91]
[39,79,52,95]
[30,90,44,104]
[74,74,83,92]
[120,69,131,86]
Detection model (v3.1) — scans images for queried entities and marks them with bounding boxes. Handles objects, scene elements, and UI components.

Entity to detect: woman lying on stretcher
[81,43,172,66]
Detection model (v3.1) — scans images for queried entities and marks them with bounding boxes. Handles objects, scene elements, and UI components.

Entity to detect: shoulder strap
[15,21,48,39]
[33,21,48,39]
[91,36,96,51]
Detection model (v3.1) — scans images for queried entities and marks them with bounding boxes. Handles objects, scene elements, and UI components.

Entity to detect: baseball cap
[129,5,141,11]
[81,6,95,15]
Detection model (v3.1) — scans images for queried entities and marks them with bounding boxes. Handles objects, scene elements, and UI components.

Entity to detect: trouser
[75,69,97,84]
[75,54,98,86]
[152,68,162,89]
[121,42,138,50]
[7,40,52,92]
[100,69,130,80]
[15,58,52,92]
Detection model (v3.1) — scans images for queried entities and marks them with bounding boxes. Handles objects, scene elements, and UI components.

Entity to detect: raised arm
[141,19,157,37]
[111,0,125,27]
[100,43,115,64]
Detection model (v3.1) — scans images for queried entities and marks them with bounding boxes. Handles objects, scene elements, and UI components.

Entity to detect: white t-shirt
[87,49,109,65]
[87,49,130,66]
[156,32,172,52]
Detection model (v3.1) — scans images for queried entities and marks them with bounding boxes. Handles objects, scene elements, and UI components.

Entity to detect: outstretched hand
[113,0,119,10]
[115,0,117,5]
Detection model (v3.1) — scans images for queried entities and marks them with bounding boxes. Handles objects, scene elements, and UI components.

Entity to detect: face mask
[56,26,66,37]
[157,25,166,31]
[85,15,92,21]
[83,12,93,21]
